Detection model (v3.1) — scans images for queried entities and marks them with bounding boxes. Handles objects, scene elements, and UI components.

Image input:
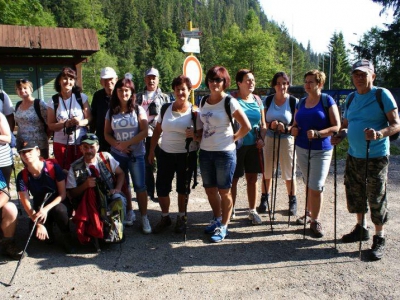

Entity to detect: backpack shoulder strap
[44,160,56,180]
[224,95,235,130]
[321,93,330,116]
[191,105,197,133]
[15,101,22,112]
[253,94,262,107]
[200,95,209,108]
[33,99,47,130]
[289,95,297,125]
[73,91,84,113]
[99,152,112,174]
[375,88,385,116]
[160,103,172,122]
[22,168,29,189]
[52,94,59,116]
[0,91,4,102]
[346,92,356,110]
[265,95,274,111]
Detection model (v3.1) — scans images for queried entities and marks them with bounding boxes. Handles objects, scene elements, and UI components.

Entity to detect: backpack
[346,88,399,141]
[15,99,48,133]
[0,91,4,103]
[21,159,57,193]
[298,93,331,124]
[52,90,84,117]
[265,94,297,125]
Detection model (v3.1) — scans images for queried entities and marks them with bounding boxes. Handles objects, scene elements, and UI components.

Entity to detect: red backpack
[21,158,58,191]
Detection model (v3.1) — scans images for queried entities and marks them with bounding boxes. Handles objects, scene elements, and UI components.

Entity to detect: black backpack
[265,94,297,125]
[52,91,84,117]
[346,88,399,141]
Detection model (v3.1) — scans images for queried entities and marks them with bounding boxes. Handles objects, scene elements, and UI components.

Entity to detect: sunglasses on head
[83,134,98,141]
[208,77,224,83]
[16,79,29,85]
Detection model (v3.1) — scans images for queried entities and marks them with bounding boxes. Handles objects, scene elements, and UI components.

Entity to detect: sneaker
[310,220,324,238]
[230,207,236,220]
[210,226,228,243]
[296,212,311,225]
[153,215,171,233]
[142,216,152,234]
[174,216,186,234]
[342,224,370,243]
[288,195,297,216]
[1,239,26,260]
[257,194,269,214]
[124,210,136,226]
[370,235,385,261]
[204,218,221,234]
[248,211,262,225]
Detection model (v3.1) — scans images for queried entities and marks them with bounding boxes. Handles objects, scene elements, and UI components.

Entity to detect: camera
[148,102,159,116]
[65,125,76,135]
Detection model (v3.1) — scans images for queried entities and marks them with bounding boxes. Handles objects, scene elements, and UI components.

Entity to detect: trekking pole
[303,139,312,239]
[272,132,281,220]
[255,128,273,232]
[8,190,54,286]
[360,130,371,259]
[270,130,276,219]
[288,137,296,227]
[333,131,338,249]
[183,126,193,242]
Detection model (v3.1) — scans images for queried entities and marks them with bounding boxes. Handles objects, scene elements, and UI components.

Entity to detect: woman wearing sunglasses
[197,66,251,242]
[14,79,49,158]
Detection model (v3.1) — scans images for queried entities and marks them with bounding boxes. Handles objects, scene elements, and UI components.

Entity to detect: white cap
[100,67,117,79]
[145,67,159,77]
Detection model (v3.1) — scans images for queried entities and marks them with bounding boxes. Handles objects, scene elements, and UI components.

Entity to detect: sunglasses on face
[208,78,224,83]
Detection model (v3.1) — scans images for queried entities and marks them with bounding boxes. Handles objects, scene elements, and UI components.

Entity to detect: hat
[17,140,38,153]
[145,67,159,77]
[100,67,117,79]
[80,133,99,145]
[352,59,374,73]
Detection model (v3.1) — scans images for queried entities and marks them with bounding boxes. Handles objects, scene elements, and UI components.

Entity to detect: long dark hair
[54,67,82,93]
[110,78,136,118]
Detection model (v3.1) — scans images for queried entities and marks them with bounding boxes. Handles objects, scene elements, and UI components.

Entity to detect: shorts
[233,144,261,178]
[263,135,296,180]
[296,147,332,192]
[199,149,236,189]
[156,149,197,197]
[344,154,388,225]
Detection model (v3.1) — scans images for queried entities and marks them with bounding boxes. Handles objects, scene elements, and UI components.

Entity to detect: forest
[0,0,399,96]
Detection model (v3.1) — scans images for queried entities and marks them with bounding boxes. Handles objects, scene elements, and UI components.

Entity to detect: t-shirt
[344,86,396,158]
[295,94,336,151]
[66,154,119,189]
[265,95,298,139]
[15,99,48,150]
[237,96,264,146]
[17,161,66,208]
[198,95,240,151]
[47,93,89,145]
[90,88,111,151]
[0,90,14,116]
[105,106,147,158]
[0,112,12,168]
[157,104,197,153]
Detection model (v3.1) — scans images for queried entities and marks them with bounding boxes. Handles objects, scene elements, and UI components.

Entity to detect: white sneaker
[124,210,136,226]
[248,211,262,225]
[142,216,152,234]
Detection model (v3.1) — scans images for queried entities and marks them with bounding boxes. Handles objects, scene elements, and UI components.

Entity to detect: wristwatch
[376,131,384,139]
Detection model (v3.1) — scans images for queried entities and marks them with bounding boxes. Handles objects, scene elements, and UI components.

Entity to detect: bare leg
[218,188,233,225]
[245,173,258,210]
[158,196,170,214]
[177,193,186,213]
[205,187,222,218]
[1,202,18,238]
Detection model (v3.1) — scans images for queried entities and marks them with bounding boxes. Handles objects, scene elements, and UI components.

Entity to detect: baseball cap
[17,140,39,153]
[100,67,117,79]
[80,133,99,145]
[352,59,374,73]
[145,67,159,77]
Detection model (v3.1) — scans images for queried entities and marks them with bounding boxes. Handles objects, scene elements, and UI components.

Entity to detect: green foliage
[328,32,352,89]
[0,0,55,26]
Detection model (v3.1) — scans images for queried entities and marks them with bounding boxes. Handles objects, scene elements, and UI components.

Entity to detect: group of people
[0,58,398,262]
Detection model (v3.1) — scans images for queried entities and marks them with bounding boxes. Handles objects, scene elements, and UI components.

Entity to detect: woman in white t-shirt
[197,66,251,243]
[148,75,198,234]
[47,67,91,171]
[104,76,151,234]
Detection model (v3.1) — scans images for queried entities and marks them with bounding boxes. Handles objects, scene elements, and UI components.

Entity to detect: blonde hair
[15,79,33,93]
[304,69,326,86]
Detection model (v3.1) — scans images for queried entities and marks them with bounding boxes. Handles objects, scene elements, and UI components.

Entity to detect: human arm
[307,103,340,140]
[331,119,348,145]
[69,99,91,128]
[6,114,15,133]
[109,165,124,195]
[0,113,11,144]
[232,108,251,142]
[148,122,162,164]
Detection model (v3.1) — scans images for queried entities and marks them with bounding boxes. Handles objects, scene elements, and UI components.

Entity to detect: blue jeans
[111,151,147,193]
[199,150,236,189]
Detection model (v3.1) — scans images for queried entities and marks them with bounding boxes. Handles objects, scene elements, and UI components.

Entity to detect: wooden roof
[0,25,100,56]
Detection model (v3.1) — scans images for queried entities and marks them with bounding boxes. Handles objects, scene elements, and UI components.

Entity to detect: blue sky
[259,0,394,54]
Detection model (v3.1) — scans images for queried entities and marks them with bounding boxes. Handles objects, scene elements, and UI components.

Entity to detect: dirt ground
[1,148,400,299]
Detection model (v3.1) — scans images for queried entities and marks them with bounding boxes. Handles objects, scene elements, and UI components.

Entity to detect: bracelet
[315,130,321,138]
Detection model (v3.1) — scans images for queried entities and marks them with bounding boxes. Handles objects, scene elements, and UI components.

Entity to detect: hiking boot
[248,211,262,225]
[230,207,236,220]
[342,224,370,243]
[310,220,324,238]
[60,233,76,254]
[296,212,311,225]
[257,194,269,214]
[1,239,26,260]
[153,215,171,234]
[174,216,186,234]
[370,235,385,261]
[288,195,297,216]
[142,216,152,234]
[204,218,221,234]
[124,210,136,226]
[210,226,228,243]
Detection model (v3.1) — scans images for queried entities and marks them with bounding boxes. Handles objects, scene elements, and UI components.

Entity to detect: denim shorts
[111,151,147,193]
[296,147,332,192]
[199,149,236,189]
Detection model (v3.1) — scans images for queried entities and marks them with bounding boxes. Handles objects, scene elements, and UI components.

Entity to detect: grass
[334,138,400,159]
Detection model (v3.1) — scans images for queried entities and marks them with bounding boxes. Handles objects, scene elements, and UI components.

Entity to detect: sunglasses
[16,79,29,85]
[82,134,98,141]
[208,77,224,83]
